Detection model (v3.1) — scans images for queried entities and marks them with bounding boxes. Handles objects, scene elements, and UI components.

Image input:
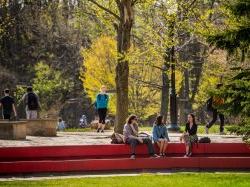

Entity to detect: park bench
[0,143,249,174]
[26,119,57,137]
[0,121,26,140]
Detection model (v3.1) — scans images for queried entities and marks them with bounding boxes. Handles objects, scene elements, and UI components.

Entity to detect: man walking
[22,86,40,119]
[205,84,225,134]
[0,89,17,120]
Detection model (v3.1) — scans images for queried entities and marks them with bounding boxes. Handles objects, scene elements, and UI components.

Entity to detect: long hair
[188,113,196,125]
[155,115,163,126]
[126,114,137,124]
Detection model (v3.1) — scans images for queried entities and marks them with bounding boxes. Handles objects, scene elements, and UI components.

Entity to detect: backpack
[27,92,39,110]
[198,137,211,143]
[111,133,125,144]
[206,97,213,111]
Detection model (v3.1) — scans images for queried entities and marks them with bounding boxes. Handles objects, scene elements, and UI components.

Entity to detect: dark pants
[206,109,225,132]
[127,137,155,155]
[2,113,11,120]
[98,108,107,124]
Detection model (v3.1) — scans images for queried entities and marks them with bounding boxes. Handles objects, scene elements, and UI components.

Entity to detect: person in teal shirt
[95,85,109,133]
[152,115,170,157]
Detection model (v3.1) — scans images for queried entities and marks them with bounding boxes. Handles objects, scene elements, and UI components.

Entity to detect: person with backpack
[123,114,159,159]
[180,113,198,157]
[152,115,170,157]
[0,89,17,120]
[95,85,109,133]
[205,83,225,135]
[22,86,40,119]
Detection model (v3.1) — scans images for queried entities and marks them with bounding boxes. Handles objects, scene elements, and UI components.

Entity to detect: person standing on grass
[95,85,109,133]
[0,89,17,120]
[152,115,170,157]
[22,86,40,119]
[123,114,159,159]
[205,83,225,135]
[180,113,198,157]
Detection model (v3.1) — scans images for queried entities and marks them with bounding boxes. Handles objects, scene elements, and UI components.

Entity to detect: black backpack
[27,92,39,110]
[198,137,211,143]
[206,97,213,111]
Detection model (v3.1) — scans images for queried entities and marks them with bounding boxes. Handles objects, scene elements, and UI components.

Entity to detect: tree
[85,0,138,133]
[81,35,162,119]
[206,0,250,142]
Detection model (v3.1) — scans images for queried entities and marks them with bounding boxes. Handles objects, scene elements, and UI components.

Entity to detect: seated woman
[180,113,198,157]
[152,115,170,157]
[123,114,159,159]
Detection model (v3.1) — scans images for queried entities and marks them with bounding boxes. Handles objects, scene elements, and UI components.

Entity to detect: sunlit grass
[1,173,249,187]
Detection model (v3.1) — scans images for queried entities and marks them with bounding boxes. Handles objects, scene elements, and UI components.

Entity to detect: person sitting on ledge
[123,114,159,159]
[152,115,170,157]
[180,113,198,157]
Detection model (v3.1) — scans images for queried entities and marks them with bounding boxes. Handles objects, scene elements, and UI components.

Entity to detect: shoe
[97,128,100,133]
[220,131,226,135]
[184,154,188,157]
[130,154,136,159]
[188,152,192,157]
[101,130,104,133]
[205,126,209,134]
[151,154,160,158]
[162,153,167,157]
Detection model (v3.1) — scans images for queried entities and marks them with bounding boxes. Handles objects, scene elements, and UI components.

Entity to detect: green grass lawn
[140,124,228,134]
[64,124,228,134]
[1,173,249,187]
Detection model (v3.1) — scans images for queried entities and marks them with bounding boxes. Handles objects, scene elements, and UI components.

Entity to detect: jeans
[127,137,155,155]
[206,109,224,132]
[3,113,11,120]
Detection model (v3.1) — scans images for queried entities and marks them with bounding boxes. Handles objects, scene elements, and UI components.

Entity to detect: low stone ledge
[26,119,57,137]
[0,121,27,140]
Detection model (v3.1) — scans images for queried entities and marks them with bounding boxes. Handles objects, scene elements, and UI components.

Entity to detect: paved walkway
[0,131,243,147]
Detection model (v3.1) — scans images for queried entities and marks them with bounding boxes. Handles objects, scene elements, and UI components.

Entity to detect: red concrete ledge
[0,143,249,160]
[1,156,250,174]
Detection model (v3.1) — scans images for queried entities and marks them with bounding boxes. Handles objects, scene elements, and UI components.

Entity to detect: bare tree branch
[88,0,121,21]
[130,75,162,89]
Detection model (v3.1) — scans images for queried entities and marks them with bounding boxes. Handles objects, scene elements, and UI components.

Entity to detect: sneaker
[130,154,136,159]
[151,154,160,158]
[205,126,209,134]
[97,128,100,133]
[184,154,188,157]
[188,152,192,157]
[101,130,104,133]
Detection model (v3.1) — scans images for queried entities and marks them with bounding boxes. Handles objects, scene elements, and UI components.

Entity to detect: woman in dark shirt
[180,113,198,157]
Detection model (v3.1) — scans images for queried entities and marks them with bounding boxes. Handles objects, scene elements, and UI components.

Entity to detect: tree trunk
[160,67,170,123]
[115,0,134,133]
[179,68,192,124]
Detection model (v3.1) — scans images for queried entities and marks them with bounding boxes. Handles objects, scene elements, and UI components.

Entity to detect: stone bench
[0,121,27,140]
[26,119,57,137]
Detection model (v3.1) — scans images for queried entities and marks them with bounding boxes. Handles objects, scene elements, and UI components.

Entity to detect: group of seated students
[123,113,197,159]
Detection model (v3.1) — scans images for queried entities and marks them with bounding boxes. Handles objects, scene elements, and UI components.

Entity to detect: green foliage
[206,0,250,143]
[218,69,250,116]
[214,69,250,142]
[33,62,74,110]
[81,36,163,119]
[227,117,250,144]
[207,0,250,56]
